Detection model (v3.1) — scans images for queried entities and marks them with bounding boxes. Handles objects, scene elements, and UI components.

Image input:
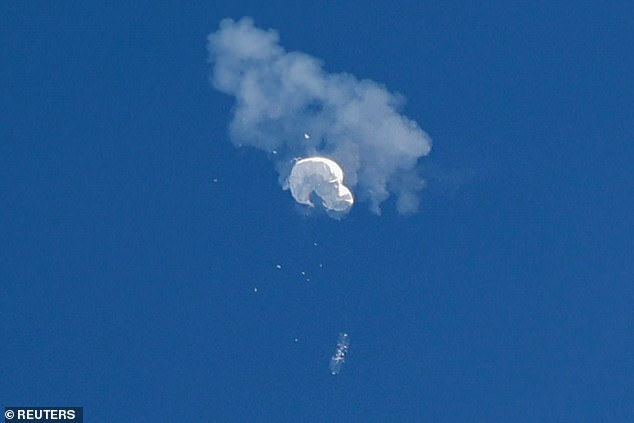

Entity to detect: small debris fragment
[329,332,350,375]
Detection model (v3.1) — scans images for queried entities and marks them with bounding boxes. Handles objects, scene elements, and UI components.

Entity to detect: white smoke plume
[208,17,432,214]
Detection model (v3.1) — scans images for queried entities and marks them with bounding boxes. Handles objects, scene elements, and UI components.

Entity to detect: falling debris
[275,264,282,269]
[329,332,350,375]
[303,132,311,140]
[288,157,353,212]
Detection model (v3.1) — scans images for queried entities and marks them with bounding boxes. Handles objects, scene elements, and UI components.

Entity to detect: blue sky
[1,1,633,422]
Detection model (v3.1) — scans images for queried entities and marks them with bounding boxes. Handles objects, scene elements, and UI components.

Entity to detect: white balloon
[288,157,354,212]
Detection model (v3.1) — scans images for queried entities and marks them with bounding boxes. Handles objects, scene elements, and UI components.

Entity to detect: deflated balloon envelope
[288,157,354,212]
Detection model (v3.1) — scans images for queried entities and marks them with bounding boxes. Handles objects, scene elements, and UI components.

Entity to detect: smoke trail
[208,17,432,215]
